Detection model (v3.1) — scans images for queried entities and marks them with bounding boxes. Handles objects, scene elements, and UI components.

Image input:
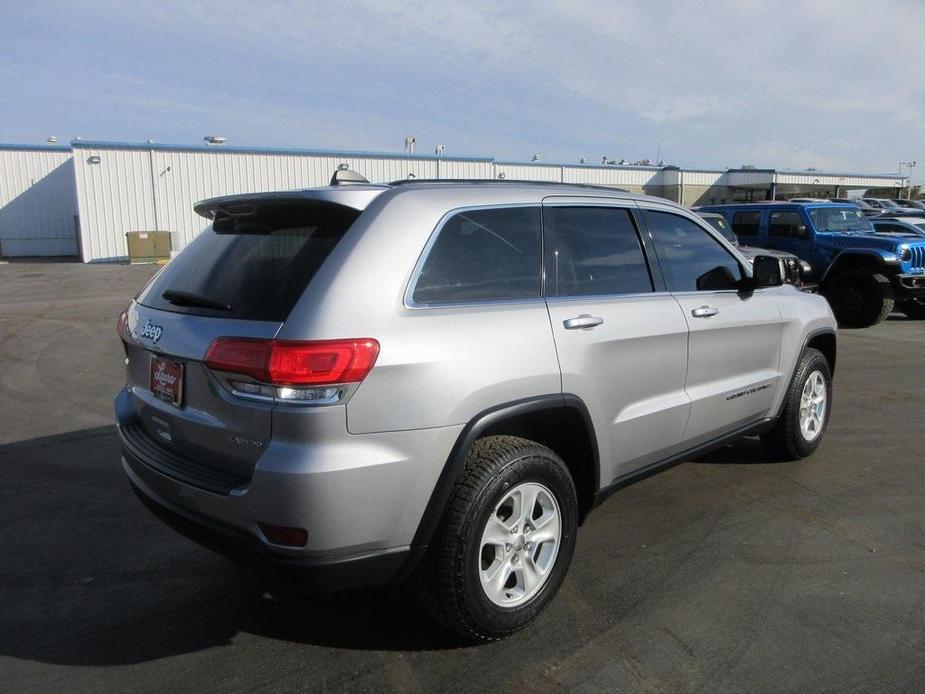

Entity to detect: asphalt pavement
[1,261,923,693]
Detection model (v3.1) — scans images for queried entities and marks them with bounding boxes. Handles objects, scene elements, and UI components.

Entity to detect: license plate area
[150,355,184,407]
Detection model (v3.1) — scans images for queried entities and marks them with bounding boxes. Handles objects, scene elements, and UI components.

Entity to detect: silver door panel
[546,294,691,486]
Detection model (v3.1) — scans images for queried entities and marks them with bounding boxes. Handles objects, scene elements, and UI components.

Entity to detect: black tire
[900,299,925,320]
[761,348,832,461]
[415,435,578,642]
[826,270,894,328]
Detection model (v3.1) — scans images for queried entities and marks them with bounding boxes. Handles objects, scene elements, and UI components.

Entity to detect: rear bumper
[115,386,462,586]
[128,473,420,590]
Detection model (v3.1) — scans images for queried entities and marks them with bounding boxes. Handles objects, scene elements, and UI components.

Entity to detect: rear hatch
[121,195,370,487]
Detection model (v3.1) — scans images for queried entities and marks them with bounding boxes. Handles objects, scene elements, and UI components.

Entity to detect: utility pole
[899,161,916,199]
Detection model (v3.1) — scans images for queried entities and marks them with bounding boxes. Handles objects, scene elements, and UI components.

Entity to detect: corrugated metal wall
[436,159,493,179]
[7,141,908,263]
[679,171,725,187]
[0,146,78,256]
[72,147,157,262]
[494,162,562,182]
[773,172,903,187]
[561,165,658,188]
[148,150,444,253]
[71,144,497,262]
[492,162,659,188]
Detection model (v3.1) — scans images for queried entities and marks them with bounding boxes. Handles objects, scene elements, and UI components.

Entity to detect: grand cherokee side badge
[140,319,163,343]
[228,433,264,448]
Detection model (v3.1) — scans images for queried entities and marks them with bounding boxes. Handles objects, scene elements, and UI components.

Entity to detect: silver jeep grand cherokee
[116,173,837,641]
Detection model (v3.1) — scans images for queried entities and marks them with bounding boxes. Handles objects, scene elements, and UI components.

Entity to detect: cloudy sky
[2,1,923,180]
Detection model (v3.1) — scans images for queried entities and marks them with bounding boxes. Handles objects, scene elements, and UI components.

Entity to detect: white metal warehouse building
[0,144,78,257]
[0,140,910,263]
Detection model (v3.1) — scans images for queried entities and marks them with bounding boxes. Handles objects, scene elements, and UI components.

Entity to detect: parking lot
[2,260,924,693]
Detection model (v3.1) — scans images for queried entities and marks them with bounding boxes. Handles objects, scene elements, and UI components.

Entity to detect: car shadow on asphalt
[0,427,466,668]
[691,436,789,465]
[0,426,794,668]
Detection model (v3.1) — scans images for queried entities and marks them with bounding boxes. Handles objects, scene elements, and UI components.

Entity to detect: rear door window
[731,211,761,236]
[137,200,360,322]
[411,206,542,305]
[768,211,805,237]
[543,206,653,297]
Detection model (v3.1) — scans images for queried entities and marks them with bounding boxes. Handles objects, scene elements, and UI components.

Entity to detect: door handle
[691,306,720,318]
[563,314,604,330]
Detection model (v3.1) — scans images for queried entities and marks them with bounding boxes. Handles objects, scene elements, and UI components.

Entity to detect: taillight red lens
[268,339,380,385]
[205,337,379,386]
[204,338,272,381]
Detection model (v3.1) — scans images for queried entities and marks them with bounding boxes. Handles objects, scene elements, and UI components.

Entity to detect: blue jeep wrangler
[698,202,925,327]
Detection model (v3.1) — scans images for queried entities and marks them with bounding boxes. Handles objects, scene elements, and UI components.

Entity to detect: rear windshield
[137,201,360,322]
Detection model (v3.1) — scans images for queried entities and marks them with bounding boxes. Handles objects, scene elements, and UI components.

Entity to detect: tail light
[116,310,129,341]
[205,337,379,404]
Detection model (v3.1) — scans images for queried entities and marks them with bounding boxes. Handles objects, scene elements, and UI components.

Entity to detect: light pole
[899,161,916,199]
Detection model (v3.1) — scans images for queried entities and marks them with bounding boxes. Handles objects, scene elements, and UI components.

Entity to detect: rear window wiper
[162,289,232,312]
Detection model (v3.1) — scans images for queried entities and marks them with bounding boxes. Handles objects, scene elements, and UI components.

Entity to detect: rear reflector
[205,337,379,386]
[258,522,308,547]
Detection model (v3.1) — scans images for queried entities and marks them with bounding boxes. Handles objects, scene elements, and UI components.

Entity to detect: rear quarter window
[137,201,360,322]
[411,206,542,305]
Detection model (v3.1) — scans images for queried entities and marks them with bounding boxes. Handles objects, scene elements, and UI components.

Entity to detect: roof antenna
[330,167,370,185]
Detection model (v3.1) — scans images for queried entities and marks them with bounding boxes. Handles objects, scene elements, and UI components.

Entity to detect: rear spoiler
[193,186,389,220]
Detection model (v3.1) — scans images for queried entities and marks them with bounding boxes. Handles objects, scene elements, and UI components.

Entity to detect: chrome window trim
[668,288,774,298]
[404,202,544,310]
[541,198,637,208]
[545,290,673,304]
[405,296,549,311]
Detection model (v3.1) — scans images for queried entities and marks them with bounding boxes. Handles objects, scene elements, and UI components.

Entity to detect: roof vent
[330,168,370,185]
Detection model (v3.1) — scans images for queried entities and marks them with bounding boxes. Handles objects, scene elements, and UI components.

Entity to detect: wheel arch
[819,250,897,287]
[410,394,600,550]
[806,330,837,375]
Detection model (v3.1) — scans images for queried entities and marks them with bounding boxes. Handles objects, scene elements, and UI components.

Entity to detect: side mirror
[748,255,784,289]
[696,265,739,291]
[797,224,809,239]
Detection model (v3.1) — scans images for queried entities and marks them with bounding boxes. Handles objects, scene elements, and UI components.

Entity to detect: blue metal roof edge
[0,143,72,152]
[0,140,905,181]
[68,139,495,163]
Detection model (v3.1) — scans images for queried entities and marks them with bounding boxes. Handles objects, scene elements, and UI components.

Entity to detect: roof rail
[387,178,628,193]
